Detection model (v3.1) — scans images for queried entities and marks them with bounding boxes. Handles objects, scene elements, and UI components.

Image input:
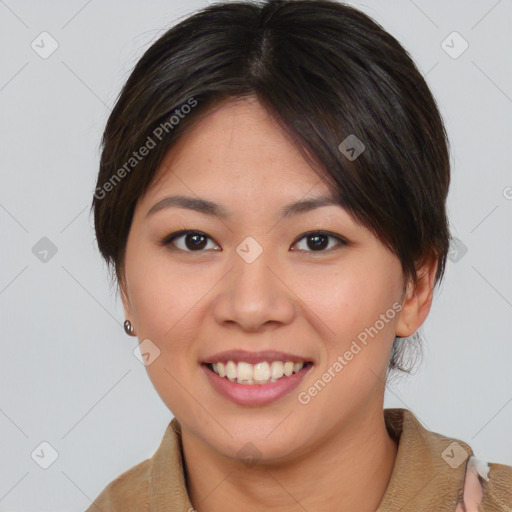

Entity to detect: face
[120,97,410,462]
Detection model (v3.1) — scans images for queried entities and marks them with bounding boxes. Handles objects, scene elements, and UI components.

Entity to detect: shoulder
[455,456,512,512]
[382,409,512,511]
[85,457,152,512]
[480,461,512,511]
[84,418,184,511]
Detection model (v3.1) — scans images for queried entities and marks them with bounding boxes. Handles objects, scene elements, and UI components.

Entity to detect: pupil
[309,234,327,250]
[186,233,207,250]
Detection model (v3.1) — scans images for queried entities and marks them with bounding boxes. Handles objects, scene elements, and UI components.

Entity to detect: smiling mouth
[202,360,314,385]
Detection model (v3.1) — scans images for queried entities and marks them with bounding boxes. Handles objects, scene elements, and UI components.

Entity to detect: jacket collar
[377,409,472,511]
[147,408,472,511]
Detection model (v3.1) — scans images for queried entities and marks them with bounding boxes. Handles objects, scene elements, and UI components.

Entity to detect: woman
[87,0,512,510]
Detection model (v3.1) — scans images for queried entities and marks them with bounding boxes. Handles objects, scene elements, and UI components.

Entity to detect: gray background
[1,0,511,510]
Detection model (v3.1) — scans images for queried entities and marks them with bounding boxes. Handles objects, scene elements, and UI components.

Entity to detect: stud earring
[124,319,136,336]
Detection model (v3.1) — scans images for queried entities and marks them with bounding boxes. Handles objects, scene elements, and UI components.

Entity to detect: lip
[201,349,313,365]
[201,362,313,406]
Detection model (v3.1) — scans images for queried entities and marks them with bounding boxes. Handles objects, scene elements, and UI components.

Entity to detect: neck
[181,405,398,512]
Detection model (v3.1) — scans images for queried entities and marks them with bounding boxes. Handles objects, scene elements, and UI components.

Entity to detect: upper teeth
[211,361,306,384]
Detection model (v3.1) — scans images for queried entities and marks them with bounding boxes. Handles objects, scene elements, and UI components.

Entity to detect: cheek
[297,258,399,361]
[126,248,205,340]
[126,257,202,411]
[292,263,378,334]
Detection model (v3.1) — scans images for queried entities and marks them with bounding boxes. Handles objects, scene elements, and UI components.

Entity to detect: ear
[395,255,438,338]
[118,272,133,321]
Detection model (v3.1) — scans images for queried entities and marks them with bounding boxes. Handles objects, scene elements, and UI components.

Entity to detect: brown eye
[291,231,347,252]
[160,229,346,254]
[161,230,219,252]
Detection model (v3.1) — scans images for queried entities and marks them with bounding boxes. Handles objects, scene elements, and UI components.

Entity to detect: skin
[120,96,438,511]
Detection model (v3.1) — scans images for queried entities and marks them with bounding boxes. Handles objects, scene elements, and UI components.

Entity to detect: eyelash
[158,229,348,254]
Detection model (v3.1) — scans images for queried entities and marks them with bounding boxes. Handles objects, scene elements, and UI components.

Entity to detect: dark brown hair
[91,0,451,376]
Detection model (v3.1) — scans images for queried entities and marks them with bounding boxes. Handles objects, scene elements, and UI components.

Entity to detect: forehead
[146,98,329,201]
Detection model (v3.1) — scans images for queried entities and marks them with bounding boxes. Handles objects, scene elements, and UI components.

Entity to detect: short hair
[91,0,451,377]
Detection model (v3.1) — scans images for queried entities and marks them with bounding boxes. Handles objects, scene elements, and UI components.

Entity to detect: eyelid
[159,229,348,253]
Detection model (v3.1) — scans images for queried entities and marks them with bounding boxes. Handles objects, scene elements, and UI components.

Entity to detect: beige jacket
[85,408,512,511]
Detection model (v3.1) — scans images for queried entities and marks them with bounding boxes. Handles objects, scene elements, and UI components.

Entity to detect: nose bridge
[232,233,279,301]
[213,234,295,330]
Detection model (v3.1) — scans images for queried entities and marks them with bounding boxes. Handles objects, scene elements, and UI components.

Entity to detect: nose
[211,242,296,332]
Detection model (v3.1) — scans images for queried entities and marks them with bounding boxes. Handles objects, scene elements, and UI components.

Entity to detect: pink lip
[201,363,313,406]
[202,349,312,365]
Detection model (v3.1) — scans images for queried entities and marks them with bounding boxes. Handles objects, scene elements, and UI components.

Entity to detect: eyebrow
[145,194,341,220]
